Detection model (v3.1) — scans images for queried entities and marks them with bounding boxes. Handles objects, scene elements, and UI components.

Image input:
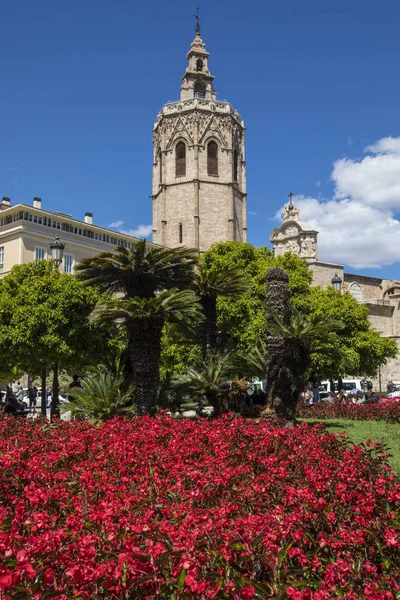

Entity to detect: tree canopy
[0,260,112,379]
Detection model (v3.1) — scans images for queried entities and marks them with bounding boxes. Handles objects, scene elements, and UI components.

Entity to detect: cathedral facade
[151,27,247,252]
[271,197,400,390]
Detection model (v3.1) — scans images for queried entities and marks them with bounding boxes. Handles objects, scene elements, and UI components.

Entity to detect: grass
[300,418,400,474]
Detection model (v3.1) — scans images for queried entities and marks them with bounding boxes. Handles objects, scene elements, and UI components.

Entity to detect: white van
[319,380,363,400]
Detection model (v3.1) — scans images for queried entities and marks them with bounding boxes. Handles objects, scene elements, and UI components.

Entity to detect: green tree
[193,262,248,354]
[91,290,203,415]
[268,309,348,394]
[201,242,312,352]
[303,287,398,379]
[159,242,312,377]
[76,241,200,414]
[0,261,111,410]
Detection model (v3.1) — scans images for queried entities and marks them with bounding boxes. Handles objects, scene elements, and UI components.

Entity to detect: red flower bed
[297,400,400,423]
[0,414,399,599]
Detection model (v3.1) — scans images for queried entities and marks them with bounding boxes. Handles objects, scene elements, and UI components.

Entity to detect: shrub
[0,414,399,599]
[297,400,400,423]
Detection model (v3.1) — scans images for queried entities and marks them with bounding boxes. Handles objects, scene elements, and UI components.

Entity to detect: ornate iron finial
[288,192,294,207]
[194,6,201,35]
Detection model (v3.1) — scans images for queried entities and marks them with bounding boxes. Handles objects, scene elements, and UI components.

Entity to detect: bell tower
[151,23,247,252]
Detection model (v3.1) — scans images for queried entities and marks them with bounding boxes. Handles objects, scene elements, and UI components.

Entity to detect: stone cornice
[154,99,244,129]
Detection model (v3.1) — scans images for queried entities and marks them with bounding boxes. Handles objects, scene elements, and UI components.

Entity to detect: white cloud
[109,219,124,228]
[248,211,257,216]
[277,136,400,269]
[365,136,400,155]
[121,224,153,239]
[290,195,400,269]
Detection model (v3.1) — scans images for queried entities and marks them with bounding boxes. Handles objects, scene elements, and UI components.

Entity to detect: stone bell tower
[152,22,247,252]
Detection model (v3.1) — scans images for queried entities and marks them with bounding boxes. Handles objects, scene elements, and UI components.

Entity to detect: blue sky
[1,0,400,277]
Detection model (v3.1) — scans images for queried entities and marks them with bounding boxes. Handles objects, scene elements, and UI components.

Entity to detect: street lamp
[331,273,342,291]
[48,234,65,420]
[50,234,65,268]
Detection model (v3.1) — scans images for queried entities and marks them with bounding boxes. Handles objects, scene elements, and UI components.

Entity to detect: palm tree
[174,351,236,417]
[268,310,347,396]
[75,241,197,298]
[193,264,248,354]
[64,373,134,421]
[75,241,200,414]
[230,340,268,382]
[91,289,203,415]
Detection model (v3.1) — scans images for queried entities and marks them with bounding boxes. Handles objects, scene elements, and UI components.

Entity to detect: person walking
[28,384,37,409]
[68,375,82,401]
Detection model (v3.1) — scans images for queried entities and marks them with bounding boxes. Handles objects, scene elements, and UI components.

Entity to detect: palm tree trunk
[129,318,164,416]
[200,296,217,355]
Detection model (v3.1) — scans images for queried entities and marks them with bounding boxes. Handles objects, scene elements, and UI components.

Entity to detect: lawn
[300,418,400,473]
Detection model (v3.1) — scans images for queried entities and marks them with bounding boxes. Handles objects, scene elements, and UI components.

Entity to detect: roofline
[0,203,163,247]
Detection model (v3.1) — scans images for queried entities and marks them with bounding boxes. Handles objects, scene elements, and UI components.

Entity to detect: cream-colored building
[271,197,400,390]
[152,26,247,252]
[0,196,161,277]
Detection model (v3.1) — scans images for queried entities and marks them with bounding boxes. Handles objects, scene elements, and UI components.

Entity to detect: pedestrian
[68,375,82,401]
[311,382,321,404]
[5,384,14,402]
[28,384,37,409]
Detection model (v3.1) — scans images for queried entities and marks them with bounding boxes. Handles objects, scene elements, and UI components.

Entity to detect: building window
[349,282,363,302]
[193,80,206,98]
[0,246,4,273]
[35,247,47,262]
[233,149,239,181]
[175,142,186,177]
[207,141,218,175]
[196,58,203,71]
[159,149,162,184]
[63,254,74,274]
[179,223,183,244]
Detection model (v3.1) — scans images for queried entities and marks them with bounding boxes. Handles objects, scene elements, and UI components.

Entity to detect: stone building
[271,196,400,390]
[0,196,161,277]
[151,25,247,252]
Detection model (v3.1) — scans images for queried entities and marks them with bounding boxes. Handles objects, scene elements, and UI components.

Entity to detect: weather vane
[194,6,201,34]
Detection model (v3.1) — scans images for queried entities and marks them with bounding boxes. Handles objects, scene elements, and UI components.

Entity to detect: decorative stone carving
[284,226,299,236]
[300,238,316,257]
[270,201,318,263]
[283,204,300,222]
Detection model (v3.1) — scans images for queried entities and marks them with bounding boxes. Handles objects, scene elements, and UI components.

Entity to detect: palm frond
[90,288,204,337]
[75,241,198,297]
[194,264,249,299]
[64,373,134,421]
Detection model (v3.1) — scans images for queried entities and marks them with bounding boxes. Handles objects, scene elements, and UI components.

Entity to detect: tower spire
[194,6,201,36]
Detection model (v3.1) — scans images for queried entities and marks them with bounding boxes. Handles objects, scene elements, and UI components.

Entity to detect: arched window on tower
[179,223,183,244]
[349,283,363,302]
[175,142,186,177]
[158,149,162,184]
[193,80,206,99]
[207,141,218,176]
[196,58,203,72]
[233,149,239,181]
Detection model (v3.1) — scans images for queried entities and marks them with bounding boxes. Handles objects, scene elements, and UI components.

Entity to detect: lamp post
[331,273,342,291]
[50,234,65,267]
[49,234,65,419]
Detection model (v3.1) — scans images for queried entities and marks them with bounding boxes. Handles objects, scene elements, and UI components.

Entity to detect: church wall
[367,304,394,336]
[199,182,230,251]
[308,263,344,288]
[164,183,196,248]
[233,188,244,242]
